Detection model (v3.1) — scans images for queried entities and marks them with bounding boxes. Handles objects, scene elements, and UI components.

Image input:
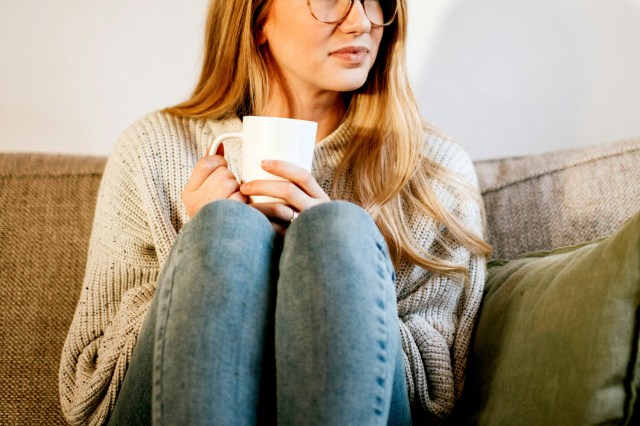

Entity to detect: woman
[59,0,490,424]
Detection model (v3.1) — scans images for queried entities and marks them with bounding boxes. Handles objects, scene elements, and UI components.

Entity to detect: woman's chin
[332,76,371,93]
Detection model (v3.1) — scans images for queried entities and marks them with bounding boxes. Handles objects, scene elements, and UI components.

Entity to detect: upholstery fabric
[475,137,640,259]
[0,154,106,425]
[462,210,640,425]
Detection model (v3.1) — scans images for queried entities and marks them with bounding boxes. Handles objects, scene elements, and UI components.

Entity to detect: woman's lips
[329,46,369,63]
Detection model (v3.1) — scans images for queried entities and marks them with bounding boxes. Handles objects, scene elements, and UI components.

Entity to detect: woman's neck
[262,86,346,143]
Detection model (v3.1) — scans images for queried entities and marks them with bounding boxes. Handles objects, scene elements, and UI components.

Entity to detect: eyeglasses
[307,0,398,27]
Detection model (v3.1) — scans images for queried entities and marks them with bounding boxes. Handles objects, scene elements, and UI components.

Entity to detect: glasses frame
[306,0,398,27]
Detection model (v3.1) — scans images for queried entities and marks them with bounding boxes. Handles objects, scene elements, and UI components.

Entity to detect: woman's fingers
[250,202,296,223]
[241,180,308,209]
[202,166,240,195]
[260,160,327,199]
[184,155,229,192]
[182,154,245,218]
[250,203,294,236]
[228,191,249,204]
[240,160,330,212]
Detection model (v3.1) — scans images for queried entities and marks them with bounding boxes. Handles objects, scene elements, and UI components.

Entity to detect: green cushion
[462,210,640,425]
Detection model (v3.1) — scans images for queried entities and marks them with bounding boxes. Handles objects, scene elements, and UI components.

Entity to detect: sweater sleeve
[397,137,487,421]
[59,129,161,426]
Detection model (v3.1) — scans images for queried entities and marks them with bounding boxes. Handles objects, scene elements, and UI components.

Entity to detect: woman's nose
[339,0,372,34]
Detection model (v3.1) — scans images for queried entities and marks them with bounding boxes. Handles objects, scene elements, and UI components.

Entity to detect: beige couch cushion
[475,138,640,259]
[0,154,106,425]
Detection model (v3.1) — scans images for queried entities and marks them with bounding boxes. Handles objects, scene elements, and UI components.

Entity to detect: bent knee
[289,201,382,248]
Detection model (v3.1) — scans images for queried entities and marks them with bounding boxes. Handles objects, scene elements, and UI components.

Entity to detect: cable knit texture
[59,111,486,425]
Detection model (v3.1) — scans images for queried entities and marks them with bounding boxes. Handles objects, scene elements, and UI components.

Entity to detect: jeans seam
[152,265,177,425]
[374,318,389,419]
[373,239,395,422]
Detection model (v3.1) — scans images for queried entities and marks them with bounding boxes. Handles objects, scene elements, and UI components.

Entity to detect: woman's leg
[275,201,411,426]
[110,200,279,425]
[108,283,157,425]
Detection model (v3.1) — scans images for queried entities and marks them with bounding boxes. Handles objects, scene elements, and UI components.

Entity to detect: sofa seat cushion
[461,209,640,425]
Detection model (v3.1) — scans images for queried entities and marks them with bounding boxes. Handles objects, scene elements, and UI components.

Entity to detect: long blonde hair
[166,0,491,276]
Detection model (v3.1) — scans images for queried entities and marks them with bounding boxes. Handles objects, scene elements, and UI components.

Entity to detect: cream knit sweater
[59,111,486,425]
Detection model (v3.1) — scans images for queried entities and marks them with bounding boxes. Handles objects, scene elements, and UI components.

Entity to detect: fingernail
[261,160,272,167]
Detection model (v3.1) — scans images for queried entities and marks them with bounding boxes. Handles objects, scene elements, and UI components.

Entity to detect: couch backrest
[0,154,106,424]
[475,137,640,259]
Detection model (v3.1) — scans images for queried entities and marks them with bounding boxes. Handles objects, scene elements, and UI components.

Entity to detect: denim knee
[288,201,387,265]
[183,199,271,238]
[165,199,278,296]
[281,201,396,298]
[176,200,273,253]
[291,200,380,242]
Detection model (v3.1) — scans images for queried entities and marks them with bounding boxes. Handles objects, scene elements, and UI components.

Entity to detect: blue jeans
[109,200,411,425]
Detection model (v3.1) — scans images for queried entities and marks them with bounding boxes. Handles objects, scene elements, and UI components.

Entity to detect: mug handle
[206,132,243,156]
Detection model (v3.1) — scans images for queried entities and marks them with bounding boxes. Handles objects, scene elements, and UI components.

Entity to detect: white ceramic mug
[207,116,318,203]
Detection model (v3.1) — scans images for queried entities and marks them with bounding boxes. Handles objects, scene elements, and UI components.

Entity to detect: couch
[1,137,639,425]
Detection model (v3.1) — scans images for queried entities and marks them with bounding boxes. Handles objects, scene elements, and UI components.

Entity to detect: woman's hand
[239,160,330,234]
[182,146,248,218]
